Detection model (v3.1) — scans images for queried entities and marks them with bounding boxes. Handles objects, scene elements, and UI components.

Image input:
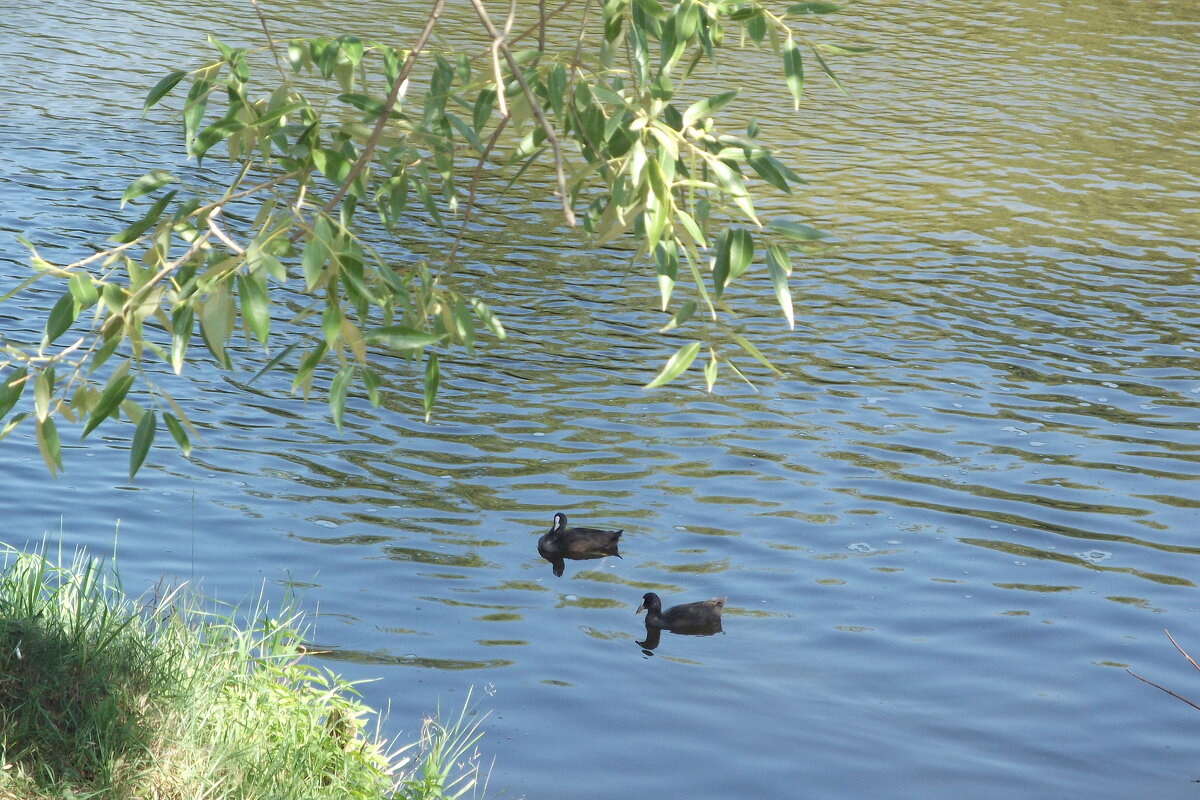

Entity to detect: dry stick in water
[1127,629,1200,713]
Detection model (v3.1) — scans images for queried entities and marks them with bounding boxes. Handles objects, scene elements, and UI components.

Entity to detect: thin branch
[207,209,245,254]
[446,115,510,265]
[538,0,547,54]
[250,0,291,86]
[1165,629,1200,673]
[1127,669,1200,713]
[468,0,575,225]
[318,0,447,218]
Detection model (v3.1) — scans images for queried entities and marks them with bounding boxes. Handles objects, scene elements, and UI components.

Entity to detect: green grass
[0,543,486,799]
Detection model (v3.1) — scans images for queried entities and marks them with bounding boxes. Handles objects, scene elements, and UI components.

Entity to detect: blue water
[2,1,1199,797]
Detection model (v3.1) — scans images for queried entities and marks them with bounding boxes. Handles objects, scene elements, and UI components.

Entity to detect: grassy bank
[0,544,484,799]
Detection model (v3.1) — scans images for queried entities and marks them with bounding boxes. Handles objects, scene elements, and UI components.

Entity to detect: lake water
[2,1,1199,797]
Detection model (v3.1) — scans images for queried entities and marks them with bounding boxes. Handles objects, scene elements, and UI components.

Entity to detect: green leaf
[767,218,829,241]
[548,64,567,119]
[339,34,363,66]
[703,350,719,392]
[144,70,187,112]
[0,412,28,443]
[654,242,678,311]
[163,412,191,457]
[111,190,176,244]
[731,332,783,375]
[713,228,731,297]
[129,410,156,479]
[237,273,270,344]
[748,150,804,193]
[809,43,846,94]
[727,4,759,20]
[746,12,767,44]
[44,293,77,345]
[364,326,442,350]
[707,157,758,223]
[676,209,707,248]
[783,42,804,109]
[789,2,841,13]
[817,43,875,54]
[473,87,496,134]
[422,351,439,423]
[171,305,194,374]
[248,341,299,385]
[766,245,795,330]
[329,365,354,431]
[68,273,99,309]
[321,303,342,346]
[302,216,334,291]
[287,39,306,72]
[682,90,737,128]
[33,369,51,421]
[183,78,213,150]
[338,93,389,118]
[0,368,28,420]
[658,299,697,333]
[82,373,135,438]
[193,118,246,161]
[470,299,506,340]
[362,368,383,406]
[199,282,234,368]
[121,170,177,207]
[644,341,701,389]
[728,227,754,283]
[36,418,62,476]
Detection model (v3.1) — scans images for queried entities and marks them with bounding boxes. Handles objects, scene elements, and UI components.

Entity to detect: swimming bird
[636,592,725,634]
[537,512,622,561]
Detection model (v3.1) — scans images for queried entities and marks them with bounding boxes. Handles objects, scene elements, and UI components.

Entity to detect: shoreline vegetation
[0,543,485,799]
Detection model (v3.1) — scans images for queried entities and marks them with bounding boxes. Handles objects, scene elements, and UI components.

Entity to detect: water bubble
[313,519,337,529]
[847,542,874,553]
[1014,561,1026,566]
[1075,550,1111,563]
[1102,382,1118,388]
[886,539,901,545]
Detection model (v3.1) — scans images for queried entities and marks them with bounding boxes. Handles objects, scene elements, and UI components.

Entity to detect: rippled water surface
[2,1,1199,797]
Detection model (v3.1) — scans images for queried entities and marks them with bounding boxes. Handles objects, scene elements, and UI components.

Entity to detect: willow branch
[318,0,447,218]
[251,0,291,86]
[468,0,575,225]
[446,115,510,265]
